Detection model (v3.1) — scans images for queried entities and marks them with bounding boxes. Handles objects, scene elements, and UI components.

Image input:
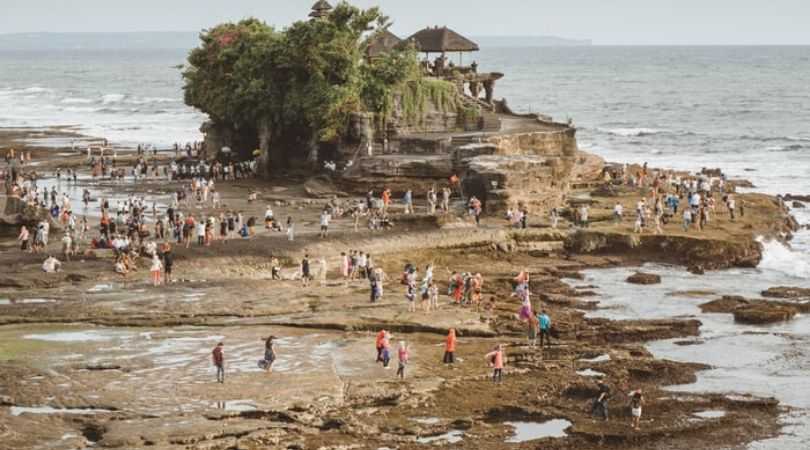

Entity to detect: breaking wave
[598,127,669,137]
[757,237,810,280]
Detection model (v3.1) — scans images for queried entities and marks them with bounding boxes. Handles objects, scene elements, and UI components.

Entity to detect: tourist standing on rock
[301,254,312,287]
[319,209,331,238]
[429,281,439,311]
[549,208,559,229]
[486,344,505,383]
[286,216,295,241]
[375,329,386,362]
[443,329,457,364]
[427,187,438,215]
[18,225,30,252]
[538,310,552,348]
[403,190,413,214]
[162,245,174,284]
[682,208,692,232]
[405,268,417,312]
[381,331,392,369]
[150,252,163,286]
[629,389,644,430]
[441,187,451,213]
[527,316,538,347]
[579,205,590,228]
[381,188,391,214]
[396,341,409,379]
[212,342,225,383]
[270,256,281,280]
[613,202,623,224]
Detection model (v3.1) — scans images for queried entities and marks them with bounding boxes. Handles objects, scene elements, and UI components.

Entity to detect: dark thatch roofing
[309,0,333,18]
[402,26,480,53]
[366,29,402,58]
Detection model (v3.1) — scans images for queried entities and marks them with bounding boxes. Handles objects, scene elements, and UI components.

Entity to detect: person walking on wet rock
[260,336,276,373]
[300,254,313,287]
[443,328,457,364]
[376,329,386,363]
[486,344,505,383]
[396,341,409,379]
[212,342,225,383]
[629,389,644,430]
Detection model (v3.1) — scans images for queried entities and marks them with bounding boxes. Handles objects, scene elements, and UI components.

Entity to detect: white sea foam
[756,238,810,280]
[598,127,668,137]
[101,93,127,104]
[61,97,94,104]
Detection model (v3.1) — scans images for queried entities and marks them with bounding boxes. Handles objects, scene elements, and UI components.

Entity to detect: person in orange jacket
[443,328,457,364]
[375,329,386,362]
[485,344,505,383]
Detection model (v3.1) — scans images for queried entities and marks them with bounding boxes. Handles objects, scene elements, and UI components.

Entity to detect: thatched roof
[403,26,479,53]
[309,0,333,18]
[366,29,402,58]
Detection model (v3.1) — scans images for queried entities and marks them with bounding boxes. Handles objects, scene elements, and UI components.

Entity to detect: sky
[2,0,809,45]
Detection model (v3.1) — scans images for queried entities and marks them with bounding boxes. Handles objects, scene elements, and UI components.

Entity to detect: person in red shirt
[375,329,386,362]
[443,328,457,364]
[212,342,225,383]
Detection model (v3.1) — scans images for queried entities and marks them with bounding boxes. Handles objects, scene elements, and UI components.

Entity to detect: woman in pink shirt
[485,344,505,383]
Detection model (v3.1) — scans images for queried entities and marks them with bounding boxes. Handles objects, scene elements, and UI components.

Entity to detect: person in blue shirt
[538,310,552,348]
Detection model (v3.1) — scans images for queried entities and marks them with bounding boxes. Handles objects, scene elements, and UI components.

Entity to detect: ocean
[2,43,810,448]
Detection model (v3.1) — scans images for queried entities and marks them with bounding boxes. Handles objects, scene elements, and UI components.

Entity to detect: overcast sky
[2,0,809,45]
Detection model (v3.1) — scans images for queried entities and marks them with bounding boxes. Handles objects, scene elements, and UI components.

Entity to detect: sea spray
[756,237,810,280]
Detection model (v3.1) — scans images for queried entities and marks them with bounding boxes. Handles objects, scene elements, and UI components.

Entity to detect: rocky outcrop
[761,287,810,299]
[0,195,59,229]
[734,305,797,324]
[565,230,763,270]
[626,272,661,285]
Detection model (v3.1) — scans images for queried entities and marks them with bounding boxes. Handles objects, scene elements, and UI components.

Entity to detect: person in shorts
[630,389,644,430]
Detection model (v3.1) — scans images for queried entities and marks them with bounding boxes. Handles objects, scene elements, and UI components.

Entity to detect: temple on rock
[198,1,602,214]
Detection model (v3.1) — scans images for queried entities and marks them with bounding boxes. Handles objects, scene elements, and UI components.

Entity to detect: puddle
[0,299,54,305]
[412,417,441,425]
[579,354,610,363]
[87,284,114,293]
[693,410,726,419]
[215,400,258,412]
[10,406,113,416]
[417,430,464,444]
[505,419,571,442]
[24,330,132,342]
[576,369,606,377]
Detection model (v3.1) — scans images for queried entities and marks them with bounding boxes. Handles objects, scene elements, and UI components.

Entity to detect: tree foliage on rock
[183,2,420,166]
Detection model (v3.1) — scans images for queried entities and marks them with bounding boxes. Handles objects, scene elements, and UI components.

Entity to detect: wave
[741,134,810,144]
[125,97,177,105]
[756,237,810,280]
[597,127,669,137]
[101,93,127,104]
[767,144,806,152]
[61,97,94,104]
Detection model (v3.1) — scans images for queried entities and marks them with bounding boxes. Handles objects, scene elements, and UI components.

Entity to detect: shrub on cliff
[182,3,421,166]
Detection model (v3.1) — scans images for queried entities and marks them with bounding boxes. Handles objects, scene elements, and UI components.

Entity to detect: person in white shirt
[319,210,331,238]
[42,255,62,273]
[265,207,275,229]
[150,253,163,286]
[613,202,624,224]
[61,234,73,261]
[196,220,206,246]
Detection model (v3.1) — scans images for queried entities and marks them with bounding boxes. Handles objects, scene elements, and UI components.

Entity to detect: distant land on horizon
[0,31,591,51]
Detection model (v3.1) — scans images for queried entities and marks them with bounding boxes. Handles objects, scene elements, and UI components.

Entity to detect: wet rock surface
[626,271,662,285]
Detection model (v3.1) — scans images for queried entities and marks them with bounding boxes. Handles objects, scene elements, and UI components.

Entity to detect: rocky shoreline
[0,128,799,449]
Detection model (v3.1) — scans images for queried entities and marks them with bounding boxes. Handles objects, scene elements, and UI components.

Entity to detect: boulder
[733,305,797,324]
[761,287,810,299]
[791,201,806,209]
[626,272,661,285]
